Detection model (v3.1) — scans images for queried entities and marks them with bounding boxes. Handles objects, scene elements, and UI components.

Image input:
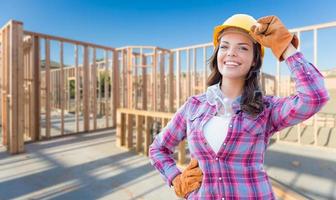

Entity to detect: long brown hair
[207,41,264,117]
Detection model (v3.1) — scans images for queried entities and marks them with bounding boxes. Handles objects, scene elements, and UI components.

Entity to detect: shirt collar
[205,82,242,113]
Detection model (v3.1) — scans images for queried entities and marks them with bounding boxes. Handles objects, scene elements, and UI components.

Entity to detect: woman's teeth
[225,61,239,65]
[224,61,240,67]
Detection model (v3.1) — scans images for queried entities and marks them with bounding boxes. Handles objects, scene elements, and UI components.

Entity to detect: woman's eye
[239,47,249,51]
[220,46,229,50]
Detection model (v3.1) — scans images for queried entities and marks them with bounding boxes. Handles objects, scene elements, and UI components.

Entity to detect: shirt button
[229,124,233,128]
[219,177,222,180]
[307,71,310,74]
[222,198,225,200]
[223,142,226,146]
[215,157,219,161]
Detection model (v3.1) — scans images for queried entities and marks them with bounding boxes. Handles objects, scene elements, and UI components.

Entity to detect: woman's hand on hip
[172,158,203,198]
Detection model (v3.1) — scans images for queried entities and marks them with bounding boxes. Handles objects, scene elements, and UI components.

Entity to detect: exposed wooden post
[1,26,9,146]
[168,52,174,112]
[112,50,119,127]
[296,32,301,52]
[186,49,190,97]
[125,114,133,149]
[122,49,127,107]
[127,48,133,109]
[60,41,64,135]
[142,54,147,110]
[193,48,197,94]
[12,22,23,150]
[45,39,51,138]
[92,48,97,130]
[83,45,89,131]
[104,50,109,127]
[65,69,69,112]
[75,45,79,132]
[136,115,143,153]
[159,51,165,111]
[152,48,157,111]
[144,116,152,156]
[23,42,29,140]
[97,58,102,124]
[23,35,40,141]
[116,109,125,147]
[134,53,139,109]
[176,50,181,107]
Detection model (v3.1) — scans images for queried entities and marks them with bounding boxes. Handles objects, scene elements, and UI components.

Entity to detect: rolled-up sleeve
[149,99,189,186]
[267,52,330,137]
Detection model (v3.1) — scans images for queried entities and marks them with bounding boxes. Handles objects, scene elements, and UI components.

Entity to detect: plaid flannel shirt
[149,52,330,199]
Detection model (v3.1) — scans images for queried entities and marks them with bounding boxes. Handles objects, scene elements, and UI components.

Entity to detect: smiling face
[217,28,255,80]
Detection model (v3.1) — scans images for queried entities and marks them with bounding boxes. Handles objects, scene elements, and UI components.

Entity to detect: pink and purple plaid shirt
[149,52,330,199]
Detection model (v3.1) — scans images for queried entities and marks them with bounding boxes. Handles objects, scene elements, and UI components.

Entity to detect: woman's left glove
[250,15,299,61]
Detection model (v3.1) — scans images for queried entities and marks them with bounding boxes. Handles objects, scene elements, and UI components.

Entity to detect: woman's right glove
[250,15,299,61]
[172,158,203,198]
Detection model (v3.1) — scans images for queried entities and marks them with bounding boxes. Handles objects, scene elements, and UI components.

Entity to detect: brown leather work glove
[172,159,203,198]
[250,15,299,61]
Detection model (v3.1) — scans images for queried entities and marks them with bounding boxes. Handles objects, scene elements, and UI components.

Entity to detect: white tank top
[203,116,230,154]
[204,83,235,154]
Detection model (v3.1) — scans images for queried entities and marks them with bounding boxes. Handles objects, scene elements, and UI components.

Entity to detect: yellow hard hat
[213,14,265,58]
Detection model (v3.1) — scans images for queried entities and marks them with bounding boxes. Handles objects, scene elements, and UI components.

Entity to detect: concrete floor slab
[0,130,335,200]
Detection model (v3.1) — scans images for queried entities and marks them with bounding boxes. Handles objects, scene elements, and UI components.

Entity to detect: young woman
[149,14,330,199]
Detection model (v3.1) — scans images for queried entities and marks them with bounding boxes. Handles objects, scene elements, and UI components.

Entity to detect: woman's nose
[227,47,237,57]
